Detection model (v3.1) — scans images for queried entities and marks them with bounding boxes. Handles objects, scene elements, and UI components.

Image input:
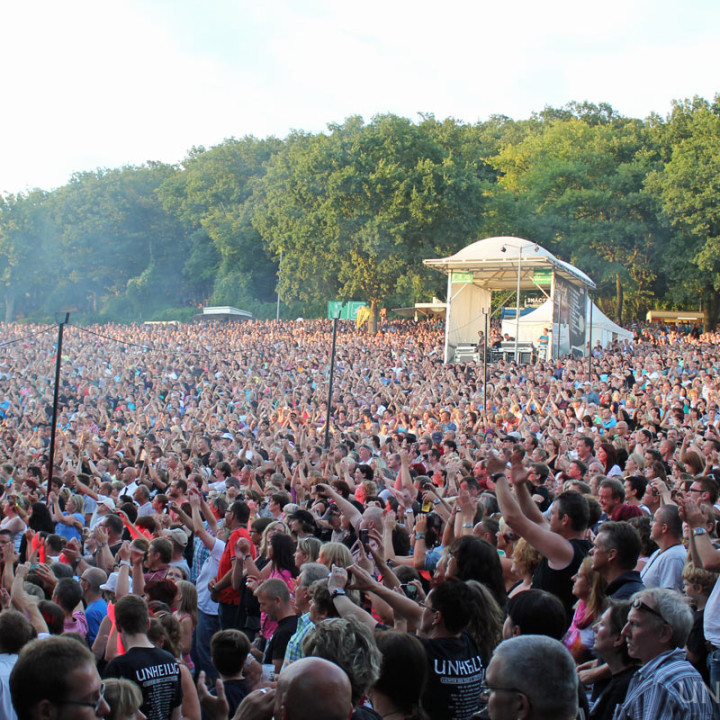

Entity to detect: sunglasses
[632,598,667,624]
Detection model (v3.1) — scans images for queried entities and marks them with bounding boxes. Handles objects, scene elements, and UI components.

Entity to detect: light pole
[501,243,538,364]
[47,312,70,496]
[276,248,283,322]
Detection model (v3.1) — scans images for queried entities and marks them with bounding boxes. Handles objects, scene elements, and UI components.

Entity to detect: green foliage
[488,108,667,322]
[253,114,491,321]
[2,98,720,324]
[158,136,283,305]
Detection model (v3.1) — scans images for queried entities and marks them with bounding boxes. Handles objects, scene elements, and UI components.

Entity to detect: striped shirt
[613,648,715,720]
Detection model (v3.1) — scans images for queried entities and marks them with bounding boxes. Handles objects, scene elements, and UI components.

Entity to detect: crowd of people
[1,316,720,719]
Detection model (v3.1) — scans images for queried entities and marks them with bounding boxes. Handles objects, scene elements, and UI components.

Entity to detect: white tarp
[501,298,632,351]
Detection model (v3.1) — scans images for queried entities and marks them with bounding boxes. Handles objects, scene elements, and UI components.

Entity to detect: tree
[488,109,666,323]
[253,115,490,329]
[158,137,283,310]
[51,163,188,318]
[0,190,59,321]
[645,97,720,328]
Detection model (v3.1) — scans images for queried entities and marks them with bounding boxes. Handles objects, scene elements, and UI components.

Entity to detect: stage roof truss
[425,237,596,293]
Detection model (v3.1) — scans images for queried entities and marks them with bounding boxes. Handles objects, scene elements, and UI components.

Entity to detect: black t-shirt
[264,614,299,664]
[687,608,710,683]
[532,538,592,621]
[590,666,638,720]
[529,483,551,512]
[104,646,183,720]
[419,631,484,720]
[352,707,383,720]
[202,678,249,720]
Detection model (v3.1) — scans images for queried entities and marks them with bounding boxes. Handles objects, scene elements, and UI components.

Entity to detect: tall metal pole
[443,271,452,363]
[588,293,593,382]
[324,308,342,449]
[482,310,489,421]
[276,248,283,322]
[515,247,522,363]
[47,312,70,496]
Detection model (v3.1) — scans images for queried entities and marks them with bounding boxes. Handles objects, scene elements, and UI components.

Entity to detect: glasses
[632,598,668,624]
[687,487,703,494]
[56,682,106,713]
[479,679,527,701]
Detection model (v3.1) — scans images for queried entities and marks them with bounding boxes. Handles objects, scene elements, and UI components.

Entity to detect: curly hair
[302,617,381,705]
[465,580,504,666]
[512,538,543,578]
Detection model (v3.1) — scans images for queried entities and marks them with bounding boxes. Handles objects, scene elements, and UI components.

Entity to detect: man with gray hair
[483,635,578,720]
[615,588,714,719]
[283,562,329,668]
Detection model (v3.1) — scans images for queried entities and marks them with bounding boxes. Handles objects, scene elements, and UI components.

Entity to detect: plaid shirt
[282,612,314,667]
[190,523,213,584]
[613,648,716,720]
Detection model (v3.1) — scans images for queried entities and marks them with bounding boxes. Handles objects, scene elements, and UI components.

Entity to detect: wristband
[119,560,132,568]
[244,554,252,560]
[463,522,473,528]
[433,498,441,505]
[693,527,708,536]
[490,473,506,482]
[415,532,426,539]
[331,588,347,599]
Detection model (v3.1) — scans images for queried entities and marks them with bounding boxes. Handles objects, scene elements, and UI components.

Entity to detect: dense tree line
[2,96,719,325]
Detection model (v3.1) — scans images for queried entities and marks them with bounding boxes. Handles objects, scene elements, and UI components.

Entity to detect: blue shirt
[85,598,108,645]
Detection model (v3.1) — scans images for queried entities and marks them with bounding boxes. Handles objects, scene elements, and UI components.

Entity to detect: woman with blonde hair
[258,520,290,557]
[318,541,354,570]
[294,536,322,567]
[174,580,198,671]
[103,678,145,720]
[563,556,607,663]
[623,453,644,477]
[508,538,543,598]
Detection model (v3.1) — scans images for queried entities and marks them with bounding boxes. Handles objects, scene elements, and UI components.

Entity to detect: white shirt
[197,537,226,615]
[704,575,720,648]
[640,544,686,591]
[0,653,18,720]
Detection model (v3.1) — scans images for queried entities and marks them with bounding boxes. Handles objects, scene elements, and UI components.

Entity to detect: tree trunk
[4,289,15,323]
[615,273,623,326]
[368,298,378,334]
[704,288,720,332]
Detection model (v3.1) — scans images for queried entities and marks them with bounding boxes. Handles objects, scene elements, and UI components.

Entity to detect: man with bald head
[233,656,352,720]
[275,657,352,720]
[79,567,108,645]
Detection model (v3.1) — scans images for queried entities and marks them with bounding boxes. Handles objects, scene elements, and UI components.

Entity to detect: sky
[1,0,718,195]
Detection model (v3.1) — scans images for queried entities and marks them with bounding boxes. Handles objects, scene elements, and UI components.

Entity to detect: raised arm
[489,454,574,569]
[680,497,720,572]
[316,483,362,532]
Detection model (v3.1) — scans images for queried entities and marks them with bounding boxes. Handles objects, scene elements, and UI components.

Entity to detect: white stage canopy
[424,236,597,362]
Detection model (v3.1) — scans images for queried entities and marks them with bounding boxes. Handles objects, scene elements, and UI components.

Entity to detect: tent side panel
[446,283,491,358]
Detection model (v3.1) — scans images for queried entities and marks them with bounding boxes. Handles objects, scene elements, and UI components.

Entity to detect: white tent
[501,298,633,350]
